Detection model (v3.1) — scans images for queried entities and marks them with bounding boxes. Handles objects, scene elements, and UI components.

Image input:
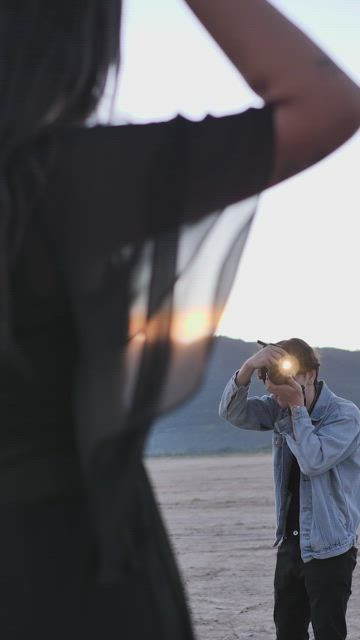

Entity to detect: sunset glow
[128,307,215,346]
[133,331,146,344]
[171,309,211,344]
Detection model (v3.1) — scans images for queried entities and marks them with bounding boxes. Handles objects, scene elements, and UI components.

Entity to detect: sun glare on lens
[279,356,299,377]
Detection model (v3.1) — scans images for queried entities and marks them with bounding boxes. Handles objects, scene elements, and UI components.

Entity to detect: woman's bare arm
[185,0,360,186]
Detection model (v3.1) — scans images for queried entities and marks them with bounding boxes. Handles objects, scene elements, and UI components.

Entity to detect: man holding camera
[219,338,360,640]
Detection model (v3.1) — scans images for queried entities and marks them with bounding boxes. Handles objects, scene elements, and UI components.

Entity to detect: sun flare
[128,307,216,346]
[171,309,211,344]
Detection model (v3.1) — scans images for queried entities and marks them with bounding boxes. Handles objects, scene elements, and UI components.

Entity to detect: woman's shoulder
[51,105,273,155]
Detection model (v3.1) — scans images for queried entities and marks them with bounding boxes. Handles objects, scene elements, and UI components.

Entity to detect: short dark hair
[276,338,320,374]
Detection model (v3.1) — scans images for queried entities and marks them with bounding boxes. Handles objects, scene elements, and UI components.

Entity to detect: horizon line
[215,334,360,353]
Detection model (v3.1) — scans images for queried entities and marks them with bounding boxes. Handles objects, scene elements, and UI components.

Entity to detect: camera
[257,340,299,385]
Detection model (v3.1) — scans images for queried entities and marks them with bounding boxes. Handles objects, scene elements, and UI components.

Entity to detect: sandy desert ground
[146,453,360,640]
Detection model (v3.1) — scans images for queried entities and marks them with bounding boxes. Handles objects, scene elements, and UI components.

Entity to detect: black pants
[274,537,357,640]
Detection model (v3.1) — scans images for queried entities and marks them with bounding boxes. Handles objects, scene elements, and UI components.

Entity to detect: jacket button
[293,530,299,536]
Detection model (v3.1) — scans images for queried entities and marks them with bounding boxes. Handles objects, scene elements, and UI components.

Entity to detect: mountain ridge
[146,337,360,456]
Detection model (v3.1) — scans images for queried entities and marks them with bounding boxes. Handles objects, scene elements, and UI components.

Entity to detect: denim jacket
[219,375,360,562]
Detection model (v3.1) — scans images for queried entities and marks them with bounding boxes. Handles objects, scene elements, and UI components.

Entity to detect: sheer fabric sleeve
[42,105,273,582]
[47,106,273,261]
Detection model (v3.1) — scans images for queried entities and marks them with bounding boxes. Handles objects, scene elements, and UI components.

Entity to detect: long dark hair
[0,0,122,362]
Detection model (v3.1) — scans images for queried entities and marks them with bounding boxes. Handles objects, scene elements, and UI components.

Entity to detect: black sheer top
[2,105,273,580]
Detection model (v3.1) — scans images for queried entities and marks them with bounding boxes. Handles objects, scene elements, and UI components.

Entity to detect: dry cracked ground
[147,453,360,640]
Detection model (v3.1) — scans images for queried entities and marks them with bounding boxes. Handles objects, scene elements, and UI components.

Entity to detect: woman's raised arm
[185,0,360,186]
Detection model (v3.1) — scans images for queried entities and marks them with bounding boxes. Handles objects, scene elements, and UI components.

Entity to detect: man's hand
[247,344,287,371]
[235,344,286,386]
[266,377,304,408]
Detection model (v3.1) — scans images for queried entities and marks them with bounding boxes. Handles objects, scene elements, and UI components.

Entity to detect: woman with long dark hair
[0,1,359,638]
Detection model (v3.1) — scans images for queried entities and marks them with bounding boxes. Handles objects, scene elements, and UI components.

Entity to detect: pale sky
[112,0,360,351]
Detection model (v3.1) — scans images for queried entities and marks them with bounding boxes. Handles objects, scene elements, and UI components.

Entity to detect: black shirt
[285,381,323,537]
[1,106,274,581]
[2,106,274,455]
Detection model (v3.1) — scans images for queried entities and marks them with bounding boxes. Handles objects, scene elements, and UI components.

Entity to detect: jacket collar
[309,380,333,422]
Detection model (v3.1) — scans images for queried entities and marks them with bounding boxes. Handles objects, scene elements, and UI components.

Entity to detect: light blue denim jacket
[219,375,360,562]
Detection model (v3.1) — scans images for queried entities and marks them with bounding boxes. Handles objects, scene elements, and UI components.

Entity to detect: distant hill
[145,337,360,456]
